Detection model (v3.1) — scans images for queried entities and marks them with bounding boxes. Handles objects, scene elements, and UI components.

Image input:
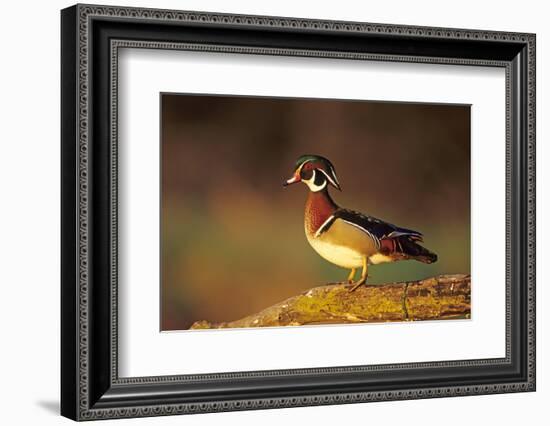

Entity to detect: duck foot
[324,281,351,286]
[349,279,367,292]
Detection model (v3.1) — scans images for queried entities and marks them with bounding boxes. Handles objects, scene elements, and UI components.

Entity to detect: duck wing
[320,209,423,242]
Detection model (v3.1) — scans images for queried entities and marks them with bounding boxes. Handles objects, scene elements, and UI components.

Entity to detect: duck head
[283,154,341,192]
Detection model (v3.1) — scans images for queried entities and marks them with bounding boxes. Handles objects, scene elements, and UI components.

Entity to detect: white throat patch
[302,170,327,192]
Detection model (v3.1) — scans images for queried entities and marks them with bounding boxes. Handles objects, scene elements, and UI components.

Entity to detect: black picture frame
[61,4,536,421]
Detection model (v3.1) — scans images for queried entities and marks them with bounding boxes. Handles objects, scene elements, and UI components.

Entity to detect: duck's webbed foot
[349,277,367,292]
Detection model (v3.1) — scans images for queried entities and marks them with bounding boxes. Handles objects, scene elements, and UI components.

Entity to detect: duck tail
[399,238,438,264]
[394,236,437,263]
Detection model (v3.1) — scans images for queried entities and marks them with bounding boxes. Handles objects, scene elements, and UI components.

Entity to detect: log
[190,274,471,329]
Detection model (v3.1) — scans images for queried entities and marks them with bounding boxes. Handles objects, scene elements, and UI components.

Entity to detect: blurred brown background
[161,94,470,331]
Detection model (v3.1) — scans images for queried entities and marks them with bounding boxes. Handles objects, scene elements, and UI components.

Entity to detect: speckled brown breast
[304,190,338,236]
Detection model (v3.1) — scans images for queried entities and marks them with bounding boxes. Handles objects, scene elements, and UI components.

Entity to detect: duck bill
[283,173,301,187]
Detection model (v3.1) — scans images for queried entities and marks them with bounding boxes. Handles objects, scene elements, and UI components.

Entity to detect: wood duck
[284,154,437,291]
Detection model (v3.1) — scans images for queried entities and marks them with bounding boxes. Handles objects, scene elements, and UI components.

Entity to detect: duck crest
[304,189,338,236]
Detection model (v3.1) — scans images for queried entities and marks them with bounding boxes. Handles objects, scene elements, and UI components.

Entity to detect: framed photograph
[61,4,536,421]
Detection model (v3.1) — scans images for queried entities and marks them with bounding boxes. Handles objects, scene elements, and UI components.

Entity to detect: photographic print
[161,94,471,331]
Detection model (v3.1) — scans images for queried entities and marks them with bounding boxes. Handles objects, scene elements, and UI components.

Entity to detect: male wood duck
[284,154,437,291]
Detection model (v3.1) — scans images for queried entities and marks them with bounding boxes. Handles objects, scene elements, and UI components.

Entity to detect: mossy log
[190,274,470,329]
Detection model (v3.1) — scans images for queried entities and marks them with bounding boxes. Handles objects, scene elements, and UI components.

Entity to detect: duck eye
[300,168,313,180]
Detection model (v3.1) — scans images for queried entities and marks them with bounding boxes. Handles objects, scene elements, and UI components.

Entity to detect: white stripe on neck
[303,170,327,192]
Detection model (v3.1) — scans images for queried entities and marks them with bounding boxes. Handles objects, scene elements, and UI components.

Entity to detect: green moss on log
[190,274,470,329]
